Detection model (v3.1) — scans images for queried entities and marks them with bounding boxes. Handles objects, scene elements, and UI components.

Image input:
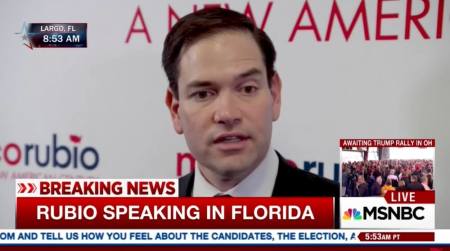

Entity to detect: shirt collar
[192,148,279,197]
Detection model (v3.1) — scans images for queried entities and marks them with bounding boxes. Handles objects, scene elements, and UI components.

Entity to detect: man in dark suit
[370,176,382,196]
[162,8,339,228]
[407,175,425,191]
[179,151,338,198]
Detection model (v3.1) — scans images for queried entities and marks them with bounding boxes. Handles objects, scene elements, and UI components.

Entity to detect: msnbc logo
[343,208,362,221]
[0,134,99,170]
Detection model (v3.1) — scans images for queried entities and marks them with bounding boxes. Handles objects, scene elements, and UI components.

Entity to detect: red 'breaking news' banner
[16,197,334,229]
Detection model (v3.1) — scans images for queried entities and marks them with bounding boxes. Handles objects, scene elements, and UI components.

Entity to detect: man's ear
[270,72,282,121]
[165,88,183,134]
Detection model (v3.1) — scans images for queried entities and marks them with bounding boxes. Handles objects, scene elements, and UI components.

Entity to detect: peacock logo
[343,208,362,221]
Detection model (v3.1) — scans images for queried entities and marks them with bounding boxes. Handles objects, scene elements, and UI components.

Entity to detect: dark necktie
[214,194,232,197]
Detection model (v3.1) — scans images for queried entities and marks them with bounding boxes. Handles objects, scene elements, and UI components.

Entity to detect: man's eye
[241,85,258,95]
[192,90,214,100]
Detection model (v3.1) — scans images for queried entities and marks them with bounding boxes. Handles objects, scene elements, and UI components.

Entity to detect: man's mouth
[213,134,250,144]
[213,133,250,151]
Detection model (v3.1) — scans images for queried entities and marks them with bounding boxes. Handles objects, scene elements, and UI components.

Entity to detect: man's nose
[213,91,241,127]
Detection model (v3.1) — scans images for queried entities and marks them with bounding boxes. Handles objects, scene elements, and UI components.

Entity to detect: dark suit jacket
[357,183,369,197]
[407,182,425,191]
[179,151,340,228]
[370,182,382,196]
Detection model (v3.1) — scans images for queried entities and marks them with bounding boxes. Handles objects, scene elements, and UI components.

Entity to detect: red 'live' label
[384,191,435,204]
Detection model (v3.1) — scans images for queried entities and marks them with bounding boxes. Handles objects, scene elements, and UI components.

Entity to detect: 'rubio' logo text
[0,134,99,170]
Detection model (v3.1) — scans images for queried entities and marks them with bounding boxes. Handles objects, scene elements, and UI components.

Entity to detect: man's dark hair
[162,8,276,99]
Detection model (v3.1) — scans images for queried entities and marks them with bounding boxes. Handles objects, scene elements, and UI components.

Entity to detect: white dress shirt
[192,148,279,197]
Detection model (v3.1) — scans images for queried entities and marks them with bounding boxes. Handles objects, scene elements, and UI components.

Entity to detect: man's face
[166,30,281,181]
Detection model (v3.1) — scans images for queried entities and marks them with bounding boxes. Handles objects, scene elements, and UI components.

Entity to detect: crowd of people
[342,159,433,197]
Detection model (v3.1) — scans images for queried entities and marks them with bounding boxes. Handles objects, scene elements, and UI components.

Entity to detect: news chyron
[24,23,87,48]
[340,139,435,229]
[15,179,333,229]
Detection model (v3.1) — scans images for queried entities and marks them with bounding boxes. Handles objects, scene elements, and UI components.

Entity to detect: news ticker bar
[0,230,448,244]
